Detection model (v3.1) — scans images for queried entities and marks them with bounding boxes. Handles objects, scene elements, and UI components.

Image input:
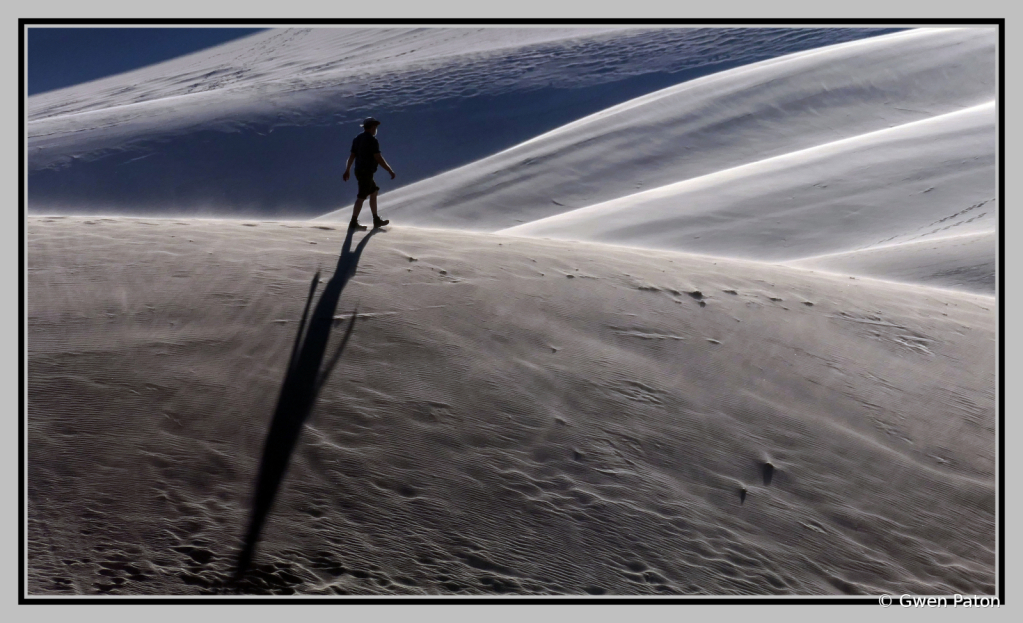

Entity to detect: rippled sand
[27,217,995,595]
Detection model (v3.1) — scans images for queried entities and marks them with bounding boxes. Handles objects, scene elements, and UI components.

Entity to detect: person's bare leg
[368,191,379,219]
[351,196,365,223]
[369,191,389,226]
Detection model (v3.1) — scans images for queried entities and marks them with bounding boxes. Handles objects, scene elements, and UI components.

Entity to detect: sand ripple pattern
[27,218,995,595]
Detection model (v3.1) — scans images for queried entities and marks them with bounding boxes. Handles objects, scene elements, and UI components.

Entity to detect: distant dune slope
[26,28,622,120]
[786,231,997,295]
[361,28,994,231]
[27,27,897,217]
[28,217,995,595]
[500,103,995,264]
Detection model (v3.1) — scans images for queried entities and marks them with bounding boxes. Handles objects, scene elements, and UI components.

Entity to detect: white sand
[786,231,997,295]
[500,103,995,270]
[27,27,897,217]
[27,217,995,595]
[352,28,995,232]
[25,24,998,598]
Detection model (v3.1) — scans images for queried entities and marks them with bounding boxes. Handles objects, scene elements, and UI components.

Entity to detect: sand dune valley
[26,27,998,597]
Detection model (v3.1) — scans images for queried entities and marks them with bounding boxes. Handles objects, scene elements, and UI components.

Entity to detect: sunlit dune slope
[361,28,994,231]
[500,103,995,273]
[786,231,997,295]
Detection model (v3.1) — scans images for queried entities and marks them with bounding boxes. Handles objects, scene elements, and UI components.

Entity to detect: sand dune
[27,217,995,596]
[787,231,997,295]
[356,28,995,231]
[27,27,893,217]
[26,28,623,120]
[25,24,999,599]
[500,102,995,272]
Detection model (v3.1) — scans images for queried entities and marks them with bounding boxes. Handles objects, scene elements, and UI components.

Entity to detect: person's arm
[374,153,396,179]
[342,153,356,181]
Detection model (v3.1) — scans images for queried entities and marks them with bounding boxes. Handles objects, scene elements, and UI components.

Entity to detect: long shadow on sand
[233,227,380,584]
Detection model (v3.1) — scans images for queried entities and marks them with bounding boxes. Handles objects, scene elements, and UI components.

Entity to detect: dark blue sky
[27,28,266,96]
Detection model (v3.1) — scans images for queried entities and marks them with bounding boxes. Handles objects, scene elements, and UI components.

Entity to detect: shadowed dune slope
[27,27,894,217]
[350,28,995,230]
[28,217,994,596]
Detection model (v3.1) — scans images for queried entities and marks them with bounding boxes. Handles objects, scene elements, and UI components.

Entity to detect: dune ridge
[499,102,995,266]
[356,28,994,233]
[785,231,997,295]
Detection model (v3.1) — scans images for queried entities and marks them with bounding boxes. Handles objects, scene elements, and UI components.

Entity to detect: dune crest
[500,102,995,286]
[364,28,994,232]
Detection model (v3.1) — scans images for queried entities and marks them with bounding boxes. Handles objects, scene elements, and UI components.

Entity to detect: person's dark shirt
[351,132,380,174]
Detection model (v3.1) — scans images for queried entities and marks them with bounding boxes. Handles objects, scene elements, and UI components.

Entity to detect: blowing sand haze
[24,24,998,598]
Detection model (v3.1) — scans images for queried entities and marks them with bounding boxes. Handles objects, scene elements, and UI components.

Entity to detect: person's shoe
[349,220,368,230]
[373,216,390,228]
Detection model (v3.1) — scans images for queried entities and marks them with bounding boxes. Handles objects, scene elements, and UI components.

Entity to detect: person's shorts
[355,170,380,199]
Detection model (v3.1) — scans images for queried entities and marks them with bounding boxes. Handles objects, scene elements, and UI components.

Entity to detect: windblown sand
[28,27,888,218]
[27,216,995,596]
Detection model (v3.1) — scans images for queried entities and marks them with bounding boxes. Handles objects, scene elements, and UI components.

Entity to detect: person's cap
[361,117,381,128]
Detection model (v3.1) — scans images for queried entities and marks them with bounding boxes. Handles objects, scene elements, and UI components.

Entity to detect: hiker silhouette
[343,117,395,230]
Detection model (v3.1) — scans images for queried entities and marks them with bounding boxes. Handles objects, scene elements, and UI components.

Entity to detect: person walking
[343,117,396,230]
